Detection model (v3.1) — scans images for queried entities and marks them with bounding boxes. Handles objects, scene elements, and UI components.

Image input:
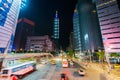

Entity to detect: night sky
[19,0,77,49]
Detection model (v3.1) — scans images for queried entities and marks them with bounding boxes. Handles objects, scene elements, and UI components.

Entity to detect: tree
[50,51,57,56]
[67,49,74,59]
[96,51,106,70]
[96,51,105,63]
[110,52,119,58]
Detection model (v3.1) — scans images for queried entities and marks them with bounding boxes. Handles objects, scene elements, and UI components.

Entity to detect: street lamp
[105,46,113,73]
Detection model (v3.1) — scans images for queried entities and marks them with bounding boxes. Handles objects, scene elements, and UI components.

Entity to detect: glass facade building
[53,11,59,50]
[96,0,120,52]
[0,0,22,54]
[73,9,82,51]
[53,11,59,39]
[76,0,103,52]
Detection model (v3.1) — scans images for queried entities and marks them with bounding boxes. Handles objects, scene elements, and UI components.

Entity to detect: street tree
[96,51,105,63]
[110,52,119,58]
[67,49,74,59]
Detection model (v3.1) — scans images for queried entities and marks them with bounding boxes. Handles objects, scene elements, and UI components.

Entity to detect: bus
[1,61,36,79]
[62,59,68,68]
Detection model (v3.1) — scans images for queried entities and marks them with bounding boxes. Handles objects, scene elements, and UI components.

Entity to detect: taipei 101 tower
[53,11,59,50]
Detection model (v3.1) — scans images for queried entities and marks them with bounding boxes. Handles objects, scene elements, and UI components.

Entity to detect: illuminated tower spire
[53,11,59,50]
[53,11,59,39]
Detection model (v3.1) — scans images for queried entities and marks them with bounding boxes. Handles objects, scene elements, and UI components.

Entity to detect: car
[50,59,56,65]
[40,59,47,64]
[70,61,74,67]
[114,64,120,68]
[78,69,85,76]
[60,73,68,80]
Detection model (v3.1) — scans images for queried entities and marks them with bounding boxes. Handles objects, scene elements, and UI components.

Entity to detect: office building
[25,35,55,52]
[76,0,103,52]
[69,32,75,50]
[73,9,82,51]
[96,0,120,52]
[13,18,35,52]
[0,0,22,54]
[53,11,59,39]
[53,11,59,50]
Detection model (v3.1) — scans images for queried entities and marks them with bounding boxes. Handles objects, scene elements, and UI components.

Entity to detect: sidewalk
[74,59,120,80]
[89,63,120,80]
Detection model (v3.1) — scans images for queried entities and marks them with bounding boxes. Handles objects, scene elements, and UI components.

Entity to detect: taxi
[50,59,56,65]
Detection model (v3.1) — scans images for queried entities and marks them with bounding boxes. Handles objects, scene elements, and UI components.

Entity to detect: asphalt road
[0,58,103,80]
[22,59,101,80]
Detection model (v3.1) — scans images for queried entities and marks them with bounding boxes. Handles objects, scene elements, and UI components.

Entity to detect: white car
[78,69,85,76]
[41,59,47,64]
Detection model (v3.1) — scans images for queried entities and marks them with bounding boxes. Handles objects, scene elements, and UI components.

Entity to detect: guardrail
[0,53,54,59]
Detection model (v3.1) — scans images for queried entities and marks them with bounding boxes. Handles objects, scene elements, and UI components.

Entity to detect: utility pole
[88,50,92,63]
[105,47,111,73]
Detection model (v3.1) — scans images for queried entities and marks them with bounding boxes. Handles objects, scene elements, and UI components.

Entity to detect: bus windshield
[2,70,8,74]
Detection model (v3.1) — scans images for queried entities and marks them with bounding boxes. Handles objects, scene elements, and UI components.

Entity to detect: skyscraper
[53,11,59,39]
[13,18,35,52]
[53,11,59,50]
[20,0,27,9]
[96,0,120,53]
[76,0,103,52]
[0,0,22,54]
[73,9,82,51]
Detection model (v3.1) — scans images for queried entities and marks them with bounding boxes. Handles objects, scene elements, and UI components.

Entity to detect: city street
[0,58,119,80]
[22,59,101,80]
[0,0,120,80]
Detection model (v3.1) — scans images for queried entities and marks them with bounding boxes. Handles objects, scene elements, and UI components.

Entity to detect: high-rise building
[25,35,55,52]
[73,9,82,51]
[96,0,120,52]
[69,32,74,49]
[13,18,35,52]
[76,0,103,52]
[53,11,59,50]
[20,0,27,9]
[0,0,22,54]
[53,11,59,39]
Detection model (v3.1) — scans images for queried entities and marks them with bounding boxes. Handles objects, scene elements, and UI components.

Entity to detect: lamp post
[105,46,112,73]
[60,50,63,61]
